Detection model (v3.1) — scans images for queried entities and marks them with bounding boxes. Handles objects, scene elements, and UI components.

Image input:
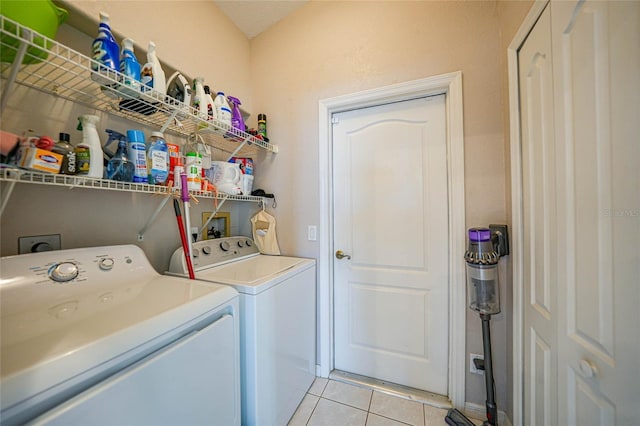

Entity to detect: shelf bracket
[198,196,228,238]
[0,36,29,113]
[0,180,17,218]
[137,195,172,241]
[225,136,251,161]
[160,109,180,133]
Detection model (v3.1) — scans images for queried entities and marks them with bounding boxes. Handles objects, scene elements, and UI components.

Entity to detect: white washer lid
[195,256,315,295]
[1,265,237,412]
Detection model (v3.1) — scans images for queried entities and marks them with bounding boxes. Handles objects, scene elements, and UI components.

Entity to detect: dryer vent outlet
[19,234,61,254]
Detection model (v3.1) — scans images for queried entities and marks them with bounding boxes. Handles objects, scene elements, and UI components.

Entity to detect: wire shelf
[0,15,278,157]
[0,167,263,203]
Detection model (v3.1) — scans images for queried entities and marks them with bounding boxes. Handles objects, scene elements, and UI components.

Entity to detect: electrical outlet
[470,353,485,375]
[308,225,317,241]
[19,234,61,254]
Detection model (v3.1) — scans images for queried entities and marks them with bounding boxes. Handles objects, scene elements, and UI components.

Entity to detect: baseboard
[464,402,512,426]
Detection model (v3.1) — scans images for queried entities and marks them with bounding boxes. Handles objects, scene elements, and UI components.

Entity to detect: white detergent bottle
[204,85,217,121]
[214,91,232,129]
[140,41,166,102]
[192,77,207,120]
[75,114,104,178]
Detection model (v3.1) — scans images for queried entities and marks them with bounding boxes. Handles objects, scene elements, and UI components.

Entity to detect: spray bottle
[75,115,104,178]
[106,135,134,182]
[140,41,166,102]
[120,38,141,97]
[227,96,245,132]
[91,12,119,86]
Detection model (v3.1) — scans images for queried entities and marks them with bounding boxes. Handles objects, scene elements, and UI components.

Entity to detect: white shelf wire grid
[0,15,277,156]
[0,167,263,203]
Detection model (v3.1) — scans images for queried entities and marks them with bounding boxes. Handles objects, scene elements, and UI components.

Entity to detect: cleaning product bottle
[146,131,169,185]
[204,85,217,122]
[166,71,192,118]
[119,38,141,97]
[140,41,166,102]
[51,132,76,175]
[91,12,119,86]
[258,113,267,139]
[227,96,245,132]
[75,115,103,178]
[192,77,207,120]
[106,138,134,182]
[126,130,148,183]
[214,92,232,128]
[184,136,202,191]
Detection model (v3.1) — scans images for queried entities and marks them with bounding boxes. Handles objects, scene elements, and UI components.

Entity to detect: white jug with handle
[208,161,242,194]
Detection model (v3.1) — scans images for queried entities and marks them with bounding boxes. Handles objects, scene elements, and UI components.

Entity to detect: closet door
[551,1,640,425]
[518,6,558,426]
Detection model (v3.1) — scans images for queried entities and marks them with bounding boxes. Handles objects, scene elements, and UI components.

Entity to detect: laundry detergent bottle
[75,115,104,178]
[214,92,232,129]
[120,38,141,97]
[91,12,119,86]
[192,77,207,120]
[204,85,217,121]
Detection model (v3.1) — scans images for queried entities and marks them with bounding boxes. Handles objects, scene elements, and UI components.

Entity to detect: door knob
[335,250,351,260]
[579,359,597,378]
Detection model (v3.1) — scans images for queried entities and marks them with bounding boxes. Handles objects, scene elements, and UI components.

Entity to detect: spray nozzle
[227,96,241,106]
[103,129,127,159]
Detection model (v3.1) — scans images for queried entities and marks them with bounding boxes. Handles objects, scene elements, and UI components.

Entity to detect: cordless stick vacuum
[446,227,506,426]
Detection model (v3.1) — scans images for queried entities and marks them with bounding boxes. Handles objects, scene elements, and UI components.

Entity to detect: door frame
[507,2,550,426]
[318,71,466,407]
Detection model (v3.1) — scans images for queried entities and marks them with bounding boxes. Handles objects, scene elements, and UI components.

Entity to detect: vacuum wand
[481,313,497,426]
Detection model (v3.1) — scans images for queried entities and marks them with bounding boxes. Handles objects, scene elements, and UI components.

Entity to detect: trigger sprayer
[103,129,127,160]
[227,96,245,132]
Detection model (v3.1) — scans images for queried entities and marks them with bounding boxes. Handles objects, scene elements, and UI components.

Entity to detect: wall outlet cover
[19,234,61,254]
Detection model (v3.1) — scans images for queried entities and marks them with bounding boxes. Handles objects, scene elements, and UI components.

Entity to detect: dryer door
[33,314,240,426]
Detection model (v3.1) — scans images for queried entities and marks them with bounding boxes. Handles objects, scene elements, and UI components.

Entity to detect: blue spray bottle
[91,12,120,86]
[120,38,141,97]
[106,131,134,182]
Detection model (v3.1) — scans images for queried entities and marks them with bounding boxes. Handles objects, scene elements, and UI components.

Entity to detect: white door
[551,1,640,424]
[332,95,449,394]
[518,6,558,425]
[518,1,640,424]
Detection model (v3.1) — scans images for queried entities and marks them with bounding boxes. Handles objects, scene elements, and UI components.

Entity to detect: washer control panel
[168,236,259,273]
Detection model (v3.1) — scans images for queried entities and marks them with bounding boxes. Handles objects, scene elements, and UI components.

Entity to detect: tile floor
[288,378,483,426]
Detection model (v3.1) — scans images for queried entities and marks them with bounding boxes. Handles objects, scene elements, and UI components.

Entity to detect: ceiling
[213,0,308,39]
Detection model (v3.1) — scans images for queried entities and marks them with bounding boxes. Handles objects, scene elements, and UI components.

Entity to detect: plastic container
[140,41,166,102]
[204,85,217,121]
[191,77,207,120]
[119,38,141,97]
[146,131,169,185]
[257,114,267,139]
[166,71,191,118]
[0,0,68,64]
[106,138,134,182]
[75,115,103,178]
[126,130,148,183]
[228,96,245,132]
[51,132,76,175]
[214,92,232,128]
[90,12,119,86]
[184,137,202,191]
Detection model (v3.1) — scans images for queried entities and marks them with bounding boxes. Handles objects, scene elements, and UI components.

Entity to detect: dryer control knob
[237,240,244,248]
[49,262,79,282]
[220,241,231,251]
[245,239,252,247]
[202,246,211,255]
[98,257,115,271]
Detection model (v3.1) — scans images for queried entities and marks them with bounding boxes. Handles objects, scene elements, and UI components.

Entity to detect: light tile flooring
[289,378,483,426]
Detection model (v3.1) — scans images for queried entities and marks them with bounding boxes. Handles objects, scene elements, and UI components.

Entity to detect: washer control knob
[98,258,115,271]
[192,248,199,258]
[202,246,211,255]
[245,239,252,247]
[49,262,79,282]
[237,240,244,248]
[220,241,231,251]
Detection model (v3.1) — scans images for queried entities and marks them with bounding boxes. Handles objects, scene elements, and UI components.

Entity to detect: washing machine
[0,245,241,426]
[167,236,316,426]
